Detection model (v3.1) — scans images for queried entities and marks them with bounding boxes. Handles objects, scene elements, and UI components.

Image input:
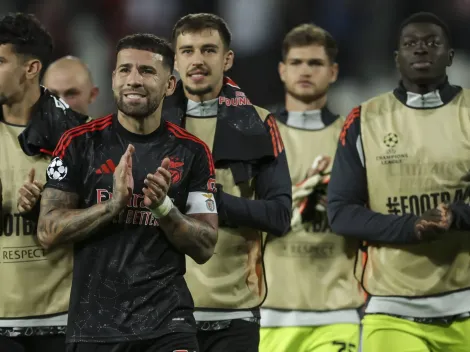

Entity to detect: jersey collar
[113,113,167,143]
[393,79,462,109]
[186,98,218,117]
[273,104,340,130]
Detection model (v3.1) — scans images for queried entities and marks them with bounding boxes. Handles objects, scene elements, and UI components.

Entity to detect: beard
[115,93,160,118]
[286,85,328,104]
[184,83,213,97]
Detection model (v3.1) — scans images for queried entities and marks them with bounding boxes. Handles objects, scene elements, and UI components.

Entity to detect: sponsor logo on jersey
[95,159,116,174]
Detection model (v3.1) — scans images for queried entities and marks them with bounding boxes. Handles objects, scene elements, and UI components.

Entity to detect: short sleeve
[18,93,89,156]
[185,143,217,215]
[44,130,83,194]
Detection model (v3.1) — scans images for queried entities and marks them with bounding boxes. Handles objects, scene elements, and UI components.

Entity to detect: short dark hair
[116,33,175,72]
[172,13,232,49]
[282,24,338,63]
[399,12,452,46]
[0,13,53,75]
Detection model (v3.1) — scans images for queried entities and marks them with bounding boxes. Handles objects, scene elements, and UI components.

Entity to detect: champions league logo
[383,132,398,148]
[376,132,408,165]
[47,157,68,181]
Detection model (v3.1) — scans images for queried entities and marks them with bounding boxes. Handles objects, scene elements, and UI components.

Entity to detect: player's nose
[126,68,144,86]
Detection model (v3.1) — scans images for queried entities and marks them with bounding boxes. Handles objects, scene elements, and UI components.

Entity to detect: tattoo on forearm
[158,208,217,263]
[38,188,118,248]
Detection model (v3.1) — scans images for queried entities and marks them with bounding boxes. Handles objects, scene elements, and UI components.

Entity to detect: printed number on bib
[332,341,356,352]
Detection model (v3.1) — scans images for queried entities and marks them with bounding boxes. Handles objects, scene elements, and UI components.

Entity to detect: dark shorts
[197,319,259,352]
[66,333,198,352]
[0,334,66,352]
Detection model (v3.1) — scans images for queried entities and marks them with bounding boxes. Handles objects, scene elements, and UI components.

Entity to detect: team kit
[1,9,470,352]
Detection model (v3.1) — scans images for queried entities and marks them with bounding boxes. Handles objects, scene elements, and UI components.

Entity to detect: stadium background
[3,0,470,117]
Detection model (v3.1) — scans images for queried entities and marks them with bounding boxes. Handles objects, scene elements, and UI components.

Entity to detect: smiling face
[112,48,172,118]
[174,28,233,101]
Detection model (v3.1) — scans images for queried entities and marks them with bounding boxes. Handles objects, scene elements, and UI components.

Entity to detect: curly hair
[0,13,53,74]
[117,33,175,72]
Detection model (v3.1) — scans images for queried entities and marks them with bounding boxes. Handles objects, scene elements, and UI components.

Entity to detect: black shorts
[66,333,198,352]
[0,335,66,352]
[197,319,259,352]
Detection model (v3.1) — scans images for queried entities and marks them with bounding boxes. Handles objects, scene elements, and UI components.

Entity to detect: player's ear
[25,58,42,81]
[278,61,286,83]
[330,62,339,84]
[448,49,455,66]
[223,50,234,72]
[89,86,99,104]
[111,70,118,93]
[394,50,399,69]
[166,74,177,96]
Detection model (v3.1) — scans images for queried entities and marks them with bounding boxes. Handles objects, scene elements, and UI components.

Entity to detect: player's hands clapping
[17,168,44,214]
[143,158,172,209]
[111,144,135,213]
[414,203,452,241]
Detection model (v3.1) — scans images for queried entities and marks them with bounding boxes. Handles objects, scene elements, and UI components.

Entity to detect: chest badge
[168,156,184,184]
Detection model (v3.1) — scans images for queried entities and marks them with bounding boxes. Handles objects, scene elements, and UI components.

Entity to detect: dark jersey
[18,86,89,156]
[44,114,217,343]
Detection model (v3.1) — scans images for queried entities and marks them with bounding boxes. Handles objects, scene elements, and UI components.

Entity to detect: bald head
[43,56,98,115]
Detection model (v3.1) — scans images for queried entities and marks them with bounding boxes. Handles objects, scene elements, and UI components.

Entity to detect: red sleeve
[264,114,285,158]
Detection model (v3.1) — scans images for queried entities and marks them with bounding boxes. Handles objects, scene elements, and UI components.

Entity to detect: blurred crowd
[3,0,470,117]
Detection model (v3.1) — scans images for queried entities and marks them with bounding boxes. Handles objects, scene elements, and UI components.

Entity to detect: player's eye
[181,49,192,54]
[119,67,130,73]
[309,61,323,67]
[203,48,216,53]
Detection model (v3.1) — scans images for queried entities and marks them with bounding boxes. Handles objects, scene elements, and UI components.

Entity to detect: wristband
[149,196,174,218]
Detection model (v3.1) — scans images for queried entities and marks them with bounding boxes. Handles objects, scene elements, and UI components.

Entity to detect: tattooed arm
[143,153,218,264]
[38,145,135,249]
[159,211,218,264]
[37,188,122,249]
